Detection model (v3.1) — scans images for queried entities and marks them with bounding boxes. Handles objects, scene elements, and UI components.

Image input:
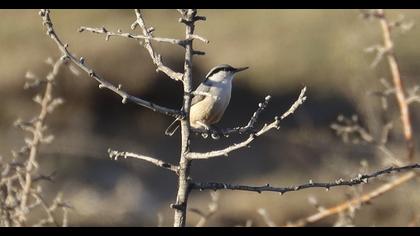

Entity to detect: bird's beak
[234,66,249,73]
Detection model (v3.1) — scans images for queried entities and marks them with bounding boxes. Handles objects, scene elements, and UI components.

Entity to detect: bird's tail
[165,119,180,136]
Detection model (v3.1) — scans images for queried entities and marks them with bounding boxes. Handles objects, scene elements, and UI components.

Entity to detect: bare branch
[0,56,70,226]
[32,192,70,227]
[375,9,415,161]
[18,57,66,224]
[229,95,272,135]
[306,9,420,227]
[257,208,277,227]
[39,9,183,119]
[131,9,184,82]
[406,85,420,105]
[330,115,374,144]
[281,87,307,119]
[108,149,179,173]
[195,95,272,138]
[187,87,307,160]
[172,8,204,227]
[79,26,187,46]
[365,44,389,68]
[331,114,404,167]
[367,77,397,111]
[190,163,420,194]
[32,193,59,227]
[285,171,417,227]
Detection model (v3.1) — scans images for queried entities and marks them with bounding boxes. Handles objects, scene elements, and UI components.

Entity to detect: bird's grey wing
[191,82,211,106]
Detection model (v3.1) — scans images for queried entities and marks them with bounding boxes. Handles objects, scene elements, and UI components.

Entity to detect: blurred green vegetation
[1,9,420,226]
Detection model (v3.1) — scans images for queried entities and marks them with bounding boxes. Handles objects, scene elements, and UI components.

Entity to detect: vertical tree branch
[286,10,419,226]
[172,9,198,227]
[377,9,415,161]
[18,57,65,224]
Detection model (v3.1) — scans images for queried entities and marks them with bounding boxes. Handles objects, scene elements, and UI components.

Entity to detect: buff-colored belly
[190,87,231,129]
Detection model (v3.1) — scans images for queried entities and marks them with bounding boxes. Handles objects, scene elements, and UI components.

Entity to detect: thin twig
[285,171,416,227]
[289,10,420,226]
[79,26,187,46]
[187,87,306,160]
[131,9,184,82]
[190,163,420,194]
[195,95,272,137]
[376,9,415,161]
[18,57,66,224]
[406,86,420,105]
[0,56,70,226]
[108,149,179,173]
[39,9,183,119]
[32,193,59,227]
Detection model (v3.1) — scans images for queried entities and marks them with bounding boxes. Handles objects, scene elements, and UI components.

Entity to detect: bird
[165,64,249,136]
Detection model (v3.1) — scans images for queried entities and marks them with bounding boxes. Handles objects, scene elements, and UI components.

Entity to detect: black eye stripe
[205,65,235,78]
[209,69,222,77]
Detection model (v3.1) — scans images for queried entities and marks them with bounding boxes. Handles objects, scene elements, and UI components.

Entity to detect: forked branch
[187,87,307,160]
[285,171,417,227]
[194,95,272,138]
[191,163,420,194]
[79,26,187,46]
[288,9,419,227]
[131,9,185,82]
[39,9,183,119]
[375,9,415,161]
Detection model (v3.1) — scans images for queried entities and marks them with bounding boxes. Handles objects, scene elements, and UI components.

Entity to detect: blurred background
[1,9,420,226]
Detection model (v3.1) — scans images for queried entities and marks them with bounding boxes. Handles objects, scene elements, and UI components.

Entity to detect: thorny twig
[190,163,420,194]
[368,78,395,110]
[131,9,185,82]
[79,26,185,46]
[40,9,209,227]
[366,9,415,161]
[286,171,416,227]
[79,26,208,48]
[39,9,183,119]
[330,115,374,144]
[0,57,71,226]
[32,192,69,227]
[108,149,179,174]
[32,8,420,228]
[288,9,419,227]
[331,114,403,166]
[18,57,66,222]
[406,85,420,105]
[187,87,307,159]
[194,95,272,139]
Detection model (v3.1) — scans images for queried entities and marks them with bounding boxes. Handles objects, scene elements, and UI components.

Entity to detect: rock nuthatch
[165,64,249,136]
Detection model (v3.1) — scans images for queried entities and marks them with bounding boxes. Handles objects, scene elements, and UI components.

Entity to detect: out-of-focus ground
[1,9,420,226]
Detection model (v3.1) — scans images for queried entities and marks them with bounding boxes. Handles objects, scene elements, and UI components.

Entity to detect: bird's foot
[208,125,221,140]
